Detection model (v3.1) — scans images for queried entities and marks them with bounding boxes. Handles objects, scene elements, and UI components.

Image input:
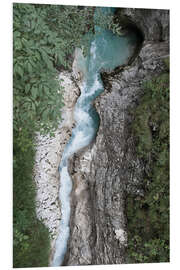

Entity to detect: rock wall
[117,8,169,41]
[63,8,169,265]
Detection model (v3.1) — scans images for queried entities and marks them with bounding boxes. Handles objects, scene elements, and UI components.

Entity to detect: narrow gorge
[34,7,169,266]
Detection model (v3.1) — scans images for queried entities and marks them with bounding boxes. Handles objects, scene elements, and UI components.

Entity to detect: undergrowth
[126,59,169,263]
[13,128,50,267]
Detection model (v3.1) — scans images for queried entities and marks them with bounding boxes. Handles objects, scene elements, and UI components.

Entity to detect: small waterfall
[51,7,138,267]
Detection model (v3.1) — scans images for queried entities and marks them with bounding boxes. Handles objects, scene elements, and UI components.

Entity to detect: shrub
[13,128,50,267]
[126,71,169,263]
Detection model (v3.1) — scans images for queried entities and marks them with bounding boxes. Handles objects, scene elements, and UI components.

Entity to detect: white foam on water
[90,40,97,60]
[90,74,102,93]
[74,106,90,123]
[68,130,92,156]
[51,166,72,266]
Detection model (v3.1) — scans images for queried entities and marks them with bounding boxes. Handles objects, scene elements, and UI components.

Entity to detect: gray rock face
[63,9,169,266]
[118,8,169,41]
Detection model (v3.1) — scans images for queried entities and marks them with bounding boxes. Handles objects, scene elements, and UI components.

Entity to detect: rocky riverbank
[33,71,80,262]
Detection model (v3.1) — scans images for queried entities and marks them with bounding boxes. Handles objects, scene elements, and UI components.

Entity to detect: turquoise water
[51,7,138,267]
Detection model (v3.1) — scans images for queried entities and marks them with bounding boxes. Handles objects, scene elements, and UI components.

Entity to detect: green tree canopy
[13,3,95,133]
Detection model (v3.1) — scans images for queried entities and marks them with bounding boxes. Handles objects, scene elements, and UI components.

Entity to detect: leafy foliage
[13,4,96,134]
[13,4,64,133]
[43,5,95,60]
[94,7,124,35]
[126,70,169,263]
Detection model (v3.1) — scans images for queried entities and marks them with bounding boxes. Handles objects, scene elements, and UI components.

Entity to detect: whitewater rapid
[51,42,103,266]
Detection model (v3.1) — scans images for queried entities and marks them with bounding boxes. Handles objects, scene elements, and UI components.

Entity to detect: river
[51,7,138,266]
